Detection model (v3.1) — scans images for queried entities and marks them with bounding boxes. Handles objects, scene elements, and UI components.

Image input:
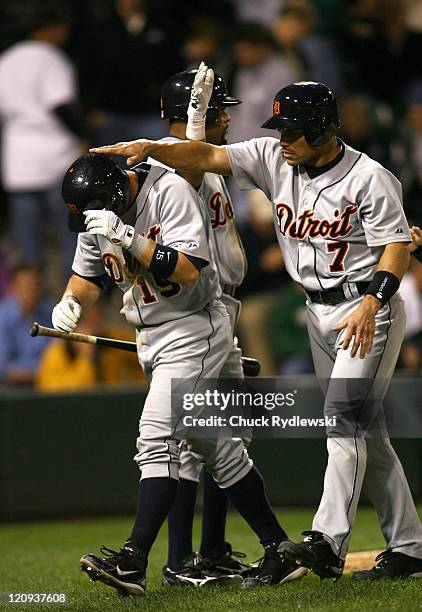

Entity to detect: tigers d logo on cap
[66,202,80,214]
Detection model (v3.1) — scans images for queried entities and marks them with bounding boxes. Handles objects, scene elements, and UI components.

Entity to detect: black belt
[305,282,370,305]
[223,284,236,297]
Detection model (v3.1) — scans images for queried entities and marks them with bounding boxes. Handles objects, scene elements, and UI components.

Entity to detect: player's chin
[285,157,300,166]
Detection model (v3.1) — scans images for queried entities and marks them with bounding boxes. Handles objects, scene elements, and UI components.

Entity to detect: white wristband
[127,233,150,260]
[186,120,206,141]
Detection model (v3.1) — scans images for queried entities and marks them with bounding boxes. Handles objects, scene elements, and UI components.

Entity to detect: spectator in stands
[183,17,231,78]
[237,191,289,375]
[270,283,314,375]
[399,80,422,226]
[74,0,181,147]
[271,2,344,93]
[0,1,84,279]
[227,22,298,219]
[228,0,282,28]
[337,93,393,170]
[0,246,11,299]
[341,0,405,105]
[401,0,422,83]
[36,304,145,392]
[228,22,298,144]
[0,264,52,386]
[398,257,422,373]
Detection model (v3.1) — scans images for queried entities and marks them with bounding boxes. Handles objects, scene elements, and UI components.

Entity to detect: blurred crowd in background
[0,0,422,390]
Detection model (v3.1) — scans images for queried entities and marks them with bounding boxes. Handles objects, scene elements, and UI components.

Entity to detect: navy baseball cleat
[242,542,307,588]
[352,549,422,580]
[278,531,344,579]
[199,542,253,577]
[80,541,147,596]
[162,554,243,588]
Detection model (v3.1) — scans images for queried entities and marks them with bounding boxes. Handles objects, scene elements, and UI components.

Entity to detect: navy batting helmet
[261,81,339,146]
[160,70,241,126]
[62,154,132,233]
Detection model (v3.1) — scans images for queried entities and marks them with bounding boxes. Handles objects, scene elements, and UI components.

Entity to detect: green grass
[1,507,422,611]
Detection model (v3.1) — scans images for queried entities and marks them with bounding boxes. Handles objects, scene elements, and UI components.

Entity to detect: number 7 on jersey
[326,241,349,273]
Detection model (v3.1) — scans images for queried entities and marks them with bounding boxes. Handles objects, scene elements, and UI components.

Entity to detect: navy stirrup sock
[225,466,287,546]
[199,470,229,559]
[167,478,198,570]
[130,477,178,554]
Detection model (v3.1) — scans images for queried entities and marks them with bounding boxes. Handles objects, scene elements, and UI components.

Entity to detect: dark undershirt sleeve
[74,272,113,291]
[185,254,208,270]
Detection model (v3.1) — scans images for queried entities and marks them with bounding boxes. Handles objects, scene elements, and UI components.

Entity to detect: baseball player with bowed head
[53,152,307,596]
[158,64,253,586]
[91,77,422,581]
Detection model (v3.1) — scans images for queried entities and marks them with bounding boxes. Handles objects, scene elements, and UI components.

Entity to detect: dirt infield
[344,550,382,573]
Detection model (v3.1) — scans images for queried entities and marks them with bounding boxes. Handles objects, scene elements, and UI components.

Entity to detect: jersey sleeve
[225,137,276,198]
[156,174,210,262]
[72,233,105,277]
[358,168,411,246]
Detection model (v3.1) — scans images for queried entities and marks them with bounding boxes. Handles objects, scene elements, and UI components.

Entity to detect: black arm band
[412,246,422,263]
[148,243,179,279]
[365,271,400,306]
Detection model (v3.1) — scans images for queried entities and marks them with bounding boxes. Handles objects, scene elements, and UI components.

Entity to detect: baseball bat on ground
[29,323,261,376]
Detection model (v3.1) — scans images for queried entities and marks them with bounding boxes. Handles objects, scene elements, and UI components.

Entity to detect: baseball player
[410,225,422,261]
[54,153,306,596]
[157,65,252,586]
[91,79,422,581]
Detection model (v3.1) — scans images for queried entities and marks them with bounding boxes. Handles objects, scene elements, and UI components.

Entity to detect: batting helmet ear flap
[305,123,337,147]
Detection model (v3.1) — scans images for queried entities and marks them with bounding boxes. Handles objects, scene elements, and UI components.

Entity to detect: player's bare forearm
[90,139,232,176]
[177,169,205,190]
[63,274,102,310]
[376,241,410,281]
[171,253,199,285]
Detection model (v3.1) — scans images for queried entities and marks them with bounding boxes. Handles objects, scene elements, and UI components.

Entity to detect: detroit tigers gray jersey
[147,141,248,483]
[151,137,247,290]
[199,172,246,289]
[226,137,411,291]
[72,165,220,327]
[225,136,422,561]
[72,162,252,487]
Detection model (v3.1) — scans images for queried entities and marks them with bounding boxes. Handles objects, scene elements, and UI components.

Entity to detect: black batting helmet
[62,154,132,233]
[261,81,339,146]
[160,70,241,126]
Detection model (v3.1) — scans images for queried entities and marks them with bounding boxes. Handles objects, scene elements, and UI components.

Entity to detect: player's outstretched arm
[333,242,410,359]
[90,139,232,176]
